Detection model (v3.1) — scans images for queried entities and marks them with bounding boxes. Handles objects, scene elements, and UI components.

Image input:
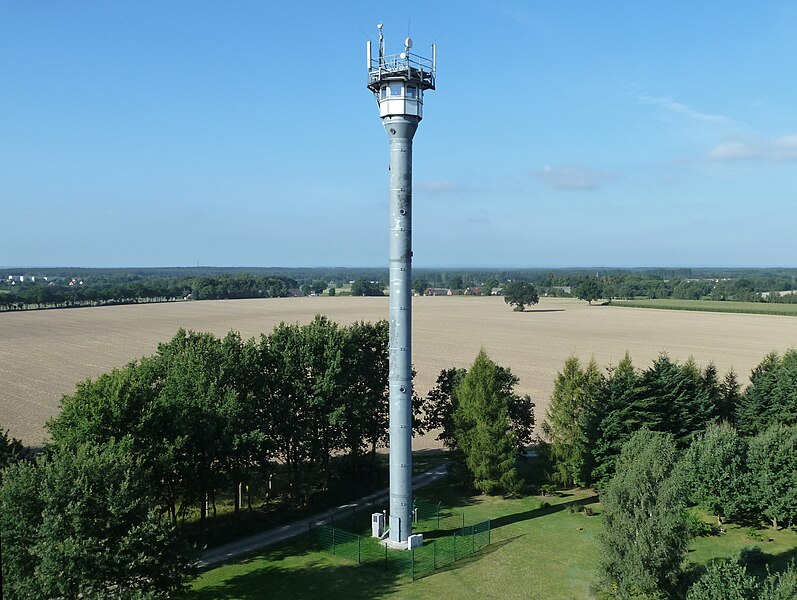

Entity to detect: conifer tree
[454,350,528,495]
[544,356,604,486]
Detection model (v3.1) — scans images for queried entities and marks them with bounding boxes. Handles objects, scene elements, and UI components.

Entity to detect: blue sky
[2,1,796,268]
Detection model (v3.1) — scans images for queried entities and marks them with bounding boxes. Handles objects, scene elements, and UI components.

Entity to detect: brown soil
[2,296,795,447]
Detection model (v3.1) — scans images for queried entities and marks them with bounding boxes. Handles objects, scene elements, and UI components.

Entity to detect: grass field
[611,298,797,316]
[3,296,797,446]
[182,478,797,600]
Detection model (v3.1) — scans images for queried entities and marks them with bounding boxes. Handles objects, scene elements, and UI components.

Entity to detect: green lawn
[610,298,797,316]
[183,478,797,600]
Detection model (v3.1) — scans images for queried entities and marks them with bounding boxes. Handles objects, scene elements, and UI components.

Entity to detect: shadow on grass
[413,535,524,580]
[522,309,566,313]
[184,558,401,600]
[767,543,797,574]
[490,494,599,531]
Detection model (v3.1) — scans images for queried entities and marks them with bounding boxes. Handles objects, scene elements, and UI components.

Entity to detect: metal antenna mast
[366,24,436,548]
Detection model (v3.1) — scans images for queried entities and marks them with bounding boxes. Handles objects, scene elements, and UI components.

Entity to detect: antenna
[377,23,384,67]
[366,40,371,70]
[404,37,413,52]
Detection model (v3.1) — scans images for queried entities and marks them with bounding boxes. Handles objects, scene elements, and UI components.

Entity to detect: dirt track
[2,296,796,447]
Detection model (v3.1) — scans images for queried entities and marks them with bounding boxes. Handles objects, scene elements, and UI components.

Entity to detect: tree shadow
[523,309,566,313]
[490,494,600,531]
[767,542,797,573]
[413,535,524,580]
[184,557,401,600]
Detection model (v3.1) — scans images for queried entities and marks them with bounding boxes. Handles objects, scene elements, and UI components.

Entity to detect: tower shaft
[367,26,435,547]
[385,116,418,545]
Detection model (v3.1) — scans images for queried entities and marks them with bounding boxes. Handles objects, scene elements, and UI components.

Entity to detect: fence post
[471,527,475,554]
[433,539,437,569]
[436,502,441,530]
[488,519,491,545]
[453,531,457,561]
[462,512,465,529]
[332,526,336,555]
[358,535,361,564]
[411,547,415,580]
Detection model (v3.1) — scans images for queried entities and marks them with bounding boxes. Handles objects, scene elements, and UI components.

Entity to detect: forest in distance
[2,266,797,312]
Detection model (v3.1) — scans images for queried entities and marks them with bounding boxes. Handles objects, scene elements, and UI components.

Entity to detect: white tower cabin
[367,28,436,118]
[366,24,436,548]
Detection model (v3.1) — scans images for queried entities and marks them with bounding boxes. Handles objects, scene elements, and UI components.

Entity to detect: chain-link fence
[413,498,466,532]
[316,518,492,580]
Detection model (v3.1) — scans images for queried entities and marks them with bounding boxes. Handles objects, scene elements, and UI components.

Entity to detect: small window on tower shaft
[389,82,403,97]
[380,86,387,99]
[406,86,417,98]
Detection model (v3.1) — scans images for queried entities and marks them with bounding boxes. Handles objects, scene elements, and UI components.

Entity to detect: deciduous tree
[747,423,797,529]
[575,278,602,305]
[503,281,539,312]
[598,430,691,599]
[0,439,193,599]
[685,422,750,524]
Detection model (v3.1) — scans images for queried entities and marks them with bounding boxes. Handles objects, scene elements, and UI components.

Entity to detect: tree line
[1,317,396,597]
[0,273,297,311]
[542,350,797,597]
[0,321,537,597]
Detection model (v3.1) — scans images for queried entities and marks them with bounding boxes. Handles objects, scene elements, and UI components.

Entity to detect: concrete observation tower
[366,24,436,548]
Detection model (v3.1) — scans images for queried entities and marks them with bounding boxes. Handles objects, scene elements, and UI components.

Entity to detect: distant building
[490,287,503,295]
[425,288,452,297]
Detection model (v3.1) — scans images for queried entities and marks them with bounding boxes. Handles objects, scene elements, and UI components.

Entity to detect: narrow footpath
[199,464,449,568]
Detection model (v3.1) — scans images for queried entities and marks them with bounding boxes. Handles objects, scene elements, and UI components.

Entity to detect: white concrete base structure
[382,537,412,550]
[408,533,424,550]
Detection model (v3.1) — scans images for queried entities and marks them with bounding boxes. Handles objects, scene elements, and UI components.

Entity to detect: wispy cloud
[639,94,729,123]
[535,165,608,191]
[416,182,466,193]
[708,135,797,162]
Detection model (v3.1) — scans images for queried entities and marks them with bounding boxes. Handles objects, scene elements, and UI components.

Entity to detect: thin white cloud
[416,182,466,193]
[640,94,729,123]
[708,135,797,162]
[535,165,607,191]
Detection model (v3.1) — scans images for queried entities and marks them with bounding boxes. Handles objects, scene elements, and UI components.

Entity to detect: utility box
[408,533,424,549]
[372,512,385,538]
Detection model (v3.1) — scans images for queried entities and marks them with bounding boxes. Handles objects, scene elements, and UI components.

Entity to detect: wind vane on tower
[366,24,436,548]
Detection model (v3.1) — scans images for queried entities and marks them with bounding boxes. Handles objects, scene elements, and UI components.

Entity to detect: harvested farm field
[2,296,797,447]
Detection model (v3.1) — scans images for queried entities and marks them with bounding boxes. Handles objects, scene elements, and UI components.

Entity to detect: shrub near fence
[316,519,492,580]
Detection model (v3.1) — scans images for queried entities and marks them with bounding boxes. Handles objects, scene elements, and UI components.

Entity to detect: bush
[540,483,558,496]
[739,546,767,568]
[686,512,716,537]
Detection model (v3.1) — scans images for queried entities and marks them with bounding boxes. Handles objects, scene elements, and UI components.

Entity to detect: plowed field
[2,296,796,446]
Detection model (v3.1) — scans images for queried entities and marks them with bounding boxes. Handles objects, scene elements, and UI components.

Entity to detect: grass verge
[610,298,797,316]
[183,475,797,600]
